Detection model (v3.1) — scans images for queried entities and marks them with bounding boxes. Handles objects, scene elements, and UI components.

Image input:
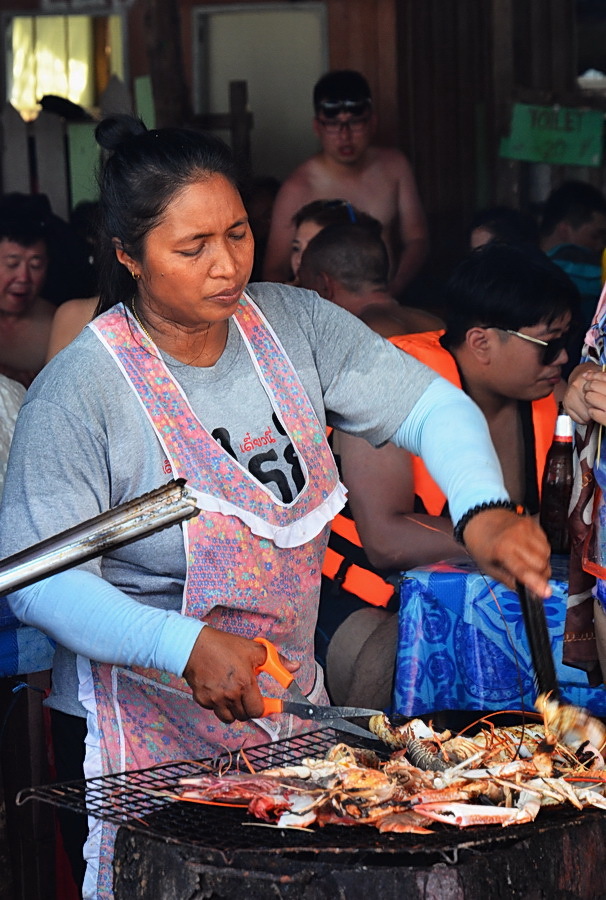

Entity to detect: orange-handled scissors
[253,637,381,740]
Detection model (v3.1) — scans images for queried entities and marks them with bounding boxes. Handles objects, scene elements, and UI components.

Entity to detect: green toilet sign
[500,102,604,167]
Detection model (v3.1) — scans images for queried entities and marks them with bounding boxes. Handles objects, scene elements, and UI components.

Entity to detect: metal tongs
[515,580,560,701]
[0,479,200,596]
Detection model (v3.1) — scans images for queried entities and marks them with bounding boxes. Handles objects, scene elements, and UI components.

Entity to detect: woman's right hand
[182,626,300,724]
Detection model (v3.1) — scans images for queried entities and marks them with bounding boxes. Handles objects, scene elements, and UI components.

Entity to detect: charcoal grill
[17,728,606,899]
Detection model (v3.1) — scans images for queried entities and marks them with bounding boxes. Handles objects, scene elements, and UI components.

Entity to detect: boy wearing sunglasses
[263,70,428,298]
[320,242,579,709]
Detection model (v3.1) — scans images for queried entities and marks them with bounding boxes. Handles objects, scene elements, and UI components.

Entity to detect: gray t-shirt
[0,283,436,715]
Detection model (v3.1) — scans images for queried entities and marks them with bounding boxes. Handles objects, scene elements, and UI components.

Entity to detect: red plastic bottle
[539,408,573,555]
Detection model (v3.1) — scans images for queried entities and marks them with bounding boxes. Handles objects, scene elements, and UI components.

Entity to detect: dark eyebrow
[183,217,249,242]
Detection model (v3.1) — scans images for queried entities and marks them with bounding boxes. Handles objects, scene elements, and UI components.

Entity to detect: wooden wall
[4,0,602,281]
[395,1,491,276]
[393,0,589,278]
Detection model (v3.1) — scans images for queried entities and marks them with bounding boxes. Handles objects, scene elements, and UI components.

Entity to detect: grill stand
[113,806,606,899]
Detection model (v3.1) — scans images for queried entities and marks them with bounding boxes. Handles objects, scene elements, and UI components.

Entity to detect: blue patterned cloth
[394,558,606,716]
[0,595,54,676]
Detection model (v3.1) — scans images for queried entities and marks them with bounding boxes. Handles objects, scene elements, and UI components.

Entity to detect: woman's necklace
[130,299,219,364]
[131,300,155,344]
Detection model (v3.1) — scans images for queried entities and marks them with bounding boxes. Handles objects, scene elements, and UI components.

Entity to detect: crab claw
[413,801,521,828]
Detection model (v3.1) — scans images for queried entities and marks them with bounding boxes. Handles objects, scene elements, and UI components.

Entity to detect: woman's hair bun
[95,115,148,152]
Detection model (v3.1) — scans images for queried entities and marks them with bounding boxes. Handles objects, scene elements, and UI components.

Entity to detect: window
[6,14,124,121]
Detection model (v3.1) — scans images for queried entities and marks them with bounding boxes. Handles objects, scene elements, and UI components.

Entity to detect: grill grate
[17,726,597,864]
[18,729,400,853]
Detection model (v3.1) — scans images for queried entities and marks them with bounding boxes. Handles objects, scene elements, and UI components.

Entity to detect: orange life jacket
[392,330,558,515]
[321,330,558,607]
[322,509,396,608]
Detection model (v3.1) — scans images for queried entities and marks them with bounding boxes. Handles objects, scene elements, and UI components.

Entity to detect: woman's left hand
[462,508,552,598]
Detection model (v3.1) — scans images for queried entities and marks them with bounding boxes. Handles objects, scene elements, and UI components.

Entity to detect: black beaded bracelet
[453,499,525,545]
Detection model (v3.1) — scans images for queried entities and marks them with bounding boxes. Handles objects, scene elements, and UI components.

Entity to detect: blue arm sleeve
[391,377,510,525]
[7,569,204,676]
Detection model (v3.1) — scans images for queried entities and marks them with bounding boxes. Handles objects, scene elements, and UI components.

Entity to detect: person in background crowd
[470,205,540,249]
[563,285,606,687]
[0,215,55,386]
[540,180,606,330]
[297,217,445,495]
[321,243,578,709]
[290,198,381,284]
[0,374,25,496]
[0,115,550,897]
[0,193,97,305]
[45,296,98,362]
[297,222,443,674]
[263,70,428,297]
[298,222,443,336]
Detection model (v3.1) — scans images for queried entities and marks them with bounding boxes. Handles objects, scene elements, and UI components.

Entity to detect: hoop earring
[130,270,140,281]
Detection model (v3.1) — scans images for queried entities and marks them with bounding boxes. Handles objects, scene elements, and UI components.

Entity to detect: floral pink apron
[82,295,344,898]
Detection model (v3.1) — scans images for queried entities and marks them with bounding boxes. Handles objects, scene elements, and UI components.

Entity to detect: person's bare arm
[389,154,429,298]
[339,431,460,570]
[45,296,98,362]
[262,176,309,283]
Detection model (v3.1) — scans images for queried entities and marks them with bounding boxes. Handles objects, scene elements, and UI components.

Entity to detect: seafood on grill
[175,704,606,833]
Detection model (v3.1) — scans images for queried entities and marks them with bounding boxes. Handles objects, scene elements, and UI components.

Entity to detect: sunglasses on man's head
[316,99,372,119]
[316,199,358,223]
[486,326,568,365]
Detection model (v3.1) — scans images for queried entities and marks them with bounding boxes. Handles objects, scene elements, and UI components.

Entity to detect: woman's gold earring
[130,270,140,281]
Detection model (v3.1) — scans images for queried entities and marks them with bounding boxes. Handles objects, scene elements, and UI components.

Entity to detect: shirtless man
[263,70,428,297]
[298,223,442,337]
[0,218,55,387]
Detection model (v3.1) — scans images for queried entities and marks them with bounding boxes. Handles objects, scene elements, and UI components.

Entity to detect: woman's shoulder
[246,280,315,306]
[30,326,121,403]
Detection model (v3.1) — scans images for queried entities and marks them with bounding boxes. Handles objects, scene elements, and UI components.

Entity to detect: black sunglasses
[486,326,568,365]
[316,99,372,119]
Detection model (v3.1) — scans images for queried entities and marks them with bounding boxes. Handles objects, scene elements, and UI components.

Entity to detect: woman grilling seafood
[0,116,551,899]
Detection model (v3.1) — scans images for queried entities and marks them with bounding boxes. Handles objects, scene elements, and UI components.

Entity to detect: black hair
[299,222,389,292]
[313,70,372,110]
[0,193,50,247]
[540,180,606,238]
[94,115,241,312]
[442,242,580,348]
[292,199,381,233]
[470,205,539,246]
[0,215,48,249]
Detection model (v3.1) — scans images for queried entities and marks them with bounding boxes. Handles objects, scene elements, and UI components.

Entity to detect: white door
[193,3,327,181]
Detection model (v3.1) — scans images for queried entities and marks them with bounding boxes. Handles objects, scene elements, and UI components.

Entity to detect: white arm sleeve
[7,569,204,676]
[391,376,510,525]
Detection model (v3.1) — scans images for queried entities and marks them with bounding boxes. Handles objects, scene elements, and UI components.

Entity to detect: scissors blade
[280,702,382,721]
[279,701,380,740]
[325,719,381,741]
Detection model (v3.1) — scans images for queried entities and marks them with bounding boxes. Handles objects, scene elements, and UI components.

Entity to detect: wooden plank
[134,76,155,129]
[549,0,576,93]
[0,104,30,195]
[67,122,99,210]
[327,0,398,147]
[228,81,251,167]
[33,111,69,221]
